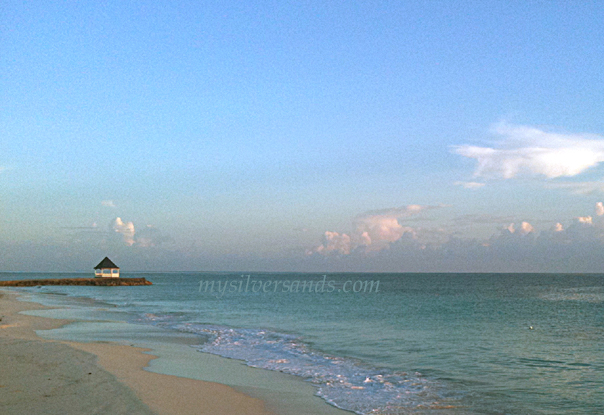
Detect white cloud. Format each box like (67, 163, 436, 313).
(112, 217, 135, 246)
(306, 203, 604, 271)
(107, 218, 172, 248)
(519, 221, 535, 235)
(309, 205, 439, 255)
(454, 181, 485, 189)
(576, 216, 593, 225)
(453, 123, 604, 179)
(596, 202, 604, 216)
(503, 222, 533, 235)
(353, 215, 415, 252)
(352, 206, 437, 251)
(102, 200, 117, 208)
(307, 231, 352, 255)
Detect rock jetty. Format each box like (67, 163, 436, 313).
(0, 278, 152, 287)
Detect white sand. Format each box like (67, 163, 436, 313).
(0, 291, 273, 415)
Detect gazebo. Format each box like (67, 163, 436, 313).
(94, 257, 120, 278)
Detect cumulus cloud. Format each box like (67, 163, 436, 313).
(352, 209, 417, 252)
(112, 217, 135, 246)
(306, 202, 604, 272)
(453, 123, 604, 179)
(108, 218, 172, 247)
(596, 202, 604, 216)
(308, 231, 352, 255)
(576, 216, 593, 225)
(102, 200, 117, 208)
(308, 205, 439, 255)
(454, 181, 485, 189)
(547, 203, 604, 245)
(434, 202, 604, 271)
(518, 221, 535, 235)
(504, 222, 535, 235)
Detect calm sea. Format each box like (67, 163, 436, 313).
(2, 272, 603, 414)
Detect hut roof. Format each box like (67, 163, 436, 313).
(94, 257, 119, 269)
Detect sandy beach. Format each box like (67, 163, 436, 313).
(0, 290, 273, 415)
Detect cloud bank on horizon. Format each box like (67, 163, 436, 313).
(307, 205, 432, 256)
(306, 202, 604, 272)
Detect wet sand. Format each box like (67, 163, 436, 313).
(0, 290, 273, 415)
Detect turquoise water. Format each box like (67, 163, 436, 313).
(2, 272, 603, 414)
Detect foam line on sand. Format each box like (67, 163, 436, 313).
(0, 290, 273, 415)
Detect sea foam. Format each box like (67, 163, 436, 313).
(152, 319, 442, 415)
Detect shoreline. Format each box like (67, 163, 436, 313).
(0, 290, 272, 415)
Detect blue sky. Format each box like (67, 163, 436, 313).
(2, 1, 604, 272)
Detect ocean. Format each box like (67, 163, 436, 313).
(2, 272, 602, 414)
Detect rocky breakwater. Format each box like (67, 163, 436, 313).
(0, 278, 153, 287)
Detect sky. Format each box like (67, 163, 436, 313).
(2, 1, 604, 272)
